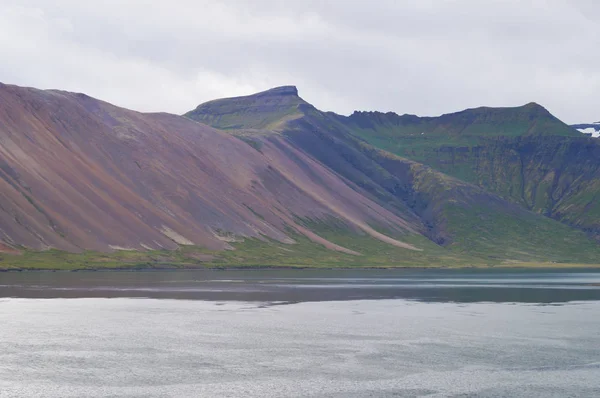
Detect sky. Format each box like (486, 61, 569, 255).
(0, 0, 598, 123)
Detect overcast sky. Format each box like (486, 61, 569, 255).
(0, 0, 598, 123)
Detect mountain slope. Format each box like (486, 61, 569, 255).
(335, 105, 600, 241)
(0, 83, 422, 256)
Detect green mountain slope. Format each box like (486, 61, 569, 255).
(335, 105, 600, 241)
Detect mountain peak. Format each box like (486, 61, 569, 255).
(185, 85, 306, 130)
(521, 101, 550, 113)
(523, 101, 543, 108)
(256, 85, 299, 97)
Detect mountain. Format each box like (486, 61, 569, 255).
(1, 82, 599, 269)
(335, 106, 600, 243)
(344, 102, 578, 139)
(185, 86, 308, 131)
(187, 87, 600, 264)
(572, 122, 600, 138)
(0, 83, 433, 259)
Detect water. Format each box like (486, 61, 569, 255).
(1, 269, 600, 397)
(2, 268, 600, 303)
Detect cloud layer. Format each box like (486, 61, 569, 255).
(1, 0, 598, 123)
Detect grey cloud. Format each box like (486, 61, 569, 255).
(0, 0, 598, 123)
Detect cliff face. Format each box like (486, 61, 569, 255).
(415, 137, 600, 239)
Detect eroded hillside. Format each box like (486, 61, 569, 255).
(0, 83, 421, 255)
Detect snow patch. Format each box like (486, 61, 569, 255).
(577, 127, 600, 138)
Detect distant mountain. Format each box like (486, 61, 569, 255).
(344, 102, 579, 139)
(0, 82, 599, 269)
(572, 122, 600, 138)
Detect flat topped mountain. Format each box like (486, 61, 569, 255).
(185, 85, 310, 130)
(253, 85, 299, 97)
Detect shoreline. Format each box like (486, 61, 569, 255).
(2, 263, 600, 273)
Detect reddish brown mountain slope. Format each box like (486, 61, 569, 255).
(0, 83, 422, 253)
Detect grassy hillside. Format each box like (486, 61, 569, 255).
(337, 105, 600, 241)
(0, 229, 487, 270)
(339, 104, 575, 161)
(343, 103, 578, 141)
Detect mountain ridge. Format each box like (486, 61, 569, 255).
(326, 97, 600, 242)
(1, 82, 599, 269)
(186, 86, 600, 264)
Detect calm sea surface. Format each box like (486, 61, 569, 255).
(1, 269, 600, 397)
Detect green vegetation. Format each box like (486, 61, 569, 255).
(184, 86, 305, 131)
(3, 213, 599, 271)
(0, 238, 480, 271)
(441, 203, 600, 263)
(0, 248, 207, 271)
(338, 106, 600, 241)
